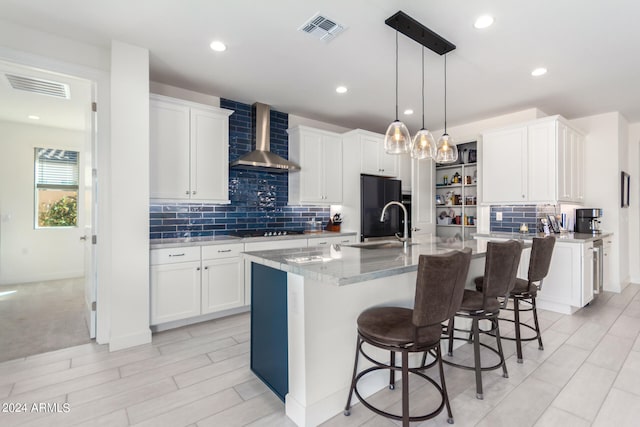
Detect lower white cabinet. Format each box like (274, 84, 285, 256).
(201, 244, 245, 314)
(150, 243, 245, 326)
(603, 237, 612, 290)
(150, 247, 202, 324)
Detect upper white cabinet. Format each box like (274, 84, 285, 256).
(150, 94, 233, 203)
(343, 129, 399, 178)
(481, 116, 584, 204)
(288, 126, 343, 204)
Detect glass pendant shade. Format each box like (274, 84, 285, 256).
(384, 120, 411, 154)
(411, 128, 436, 159)
(436, 133, 458, 163)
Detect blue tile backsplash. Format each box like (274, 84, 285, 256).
(489, 204, 557, 233)
(150, 98, 329, 239)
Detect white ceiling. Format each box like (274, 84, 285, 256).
(1, 0, 640, 134)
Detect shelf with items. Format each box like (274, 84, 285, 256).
(434, 141, 479, 239)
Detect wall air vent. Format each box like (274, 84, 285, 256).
(298, 13, 345, 42)
(5, 74, 70, 99)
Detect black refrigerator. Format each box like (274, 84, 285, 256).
(360, 175, 402, 240)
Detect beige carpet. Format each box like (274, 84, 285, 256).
(0, 277, 90, 362)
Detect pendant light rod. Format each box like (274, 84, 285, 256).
(421, 45, 425, 129)
(444, 54, 447, 134)
(395, 30, 399, 120)
(385, 11, 456, 56)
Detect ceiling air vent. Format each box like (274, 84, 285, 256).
(299, 13, 345, 42)
(5, 73, 70, 99)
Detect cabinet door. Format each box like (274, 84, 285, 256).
(150, 261, 201, 324)
(378, 145, 399, 177)
(573, 130, 585, 202)
(482, 127, 527, 203)
(527, 121, 557, 202)
(360, 134, 381, 175)
(150, 99, 190, 199)
(191, 107, 229, 203)
(556, 122, 571, 202)
(201, 257, 244, 314)
(322, 133, 343, 203)
(298, 131, 324, 202)
(603, 238, 612, 290)
(538, 243, 578, 306)
(581, 243, 594, 306)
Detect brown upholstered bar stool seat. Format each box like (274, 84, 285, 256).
(344, 249, 472, 427)
(444, 240, 523, 400)
(476, 236, 555, 363)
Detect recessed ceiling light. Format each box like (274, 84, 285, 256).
(28, 115, 40, 120)
(209, 41, 227, 52)
(403, 109, 414, 115)
(336, 86, 348, 94)
(474, 15, 494, 29)
(531, 67, 548, 77)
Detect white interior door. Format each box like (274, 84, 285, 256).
(411, 157, 435, 236)
(83, 90, 98, 339)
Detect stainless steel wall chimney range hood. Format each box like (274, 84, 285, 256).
(229, 102, 300, 173)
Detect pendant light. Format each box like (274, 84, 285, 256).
(411, 46, 436, 160)
(384, 30, 411, 154)
(436, 54, 458, 163)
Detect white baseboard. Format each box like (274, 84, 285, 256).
(0, 271, 84, 286)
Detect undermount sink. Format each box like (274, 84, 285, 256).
(348, 241, 418, 250)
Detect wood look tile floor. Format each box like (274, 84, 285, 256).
(2, 284, 640, 426)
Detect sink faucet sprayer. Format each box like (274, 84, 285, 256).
(380, 201, 409, 250)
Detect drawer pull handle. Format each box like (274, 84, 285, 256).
(318, 242, 327, 245)
(218, 249, 232, 253)
(341, 240, 350, 243)
(169, 253, 185, 257)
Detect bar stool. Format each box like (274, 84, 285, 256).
(344, 248, 472, 426)
(444, 240, 523, 400)
(486, 236, 556, 363)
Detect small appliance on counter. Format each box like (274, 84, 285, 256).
(575, 208, 603, 234)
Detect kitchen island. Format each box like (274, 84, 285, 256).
(243, 235, 491, 427)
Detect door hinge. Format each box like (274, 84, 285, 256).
(92, 102, 97, 112)
(92, 235, 97, 244)
(92, 168, 97, 178)
(91, 301, 97, 311)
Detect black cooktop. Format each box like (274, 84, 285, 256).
(229, 229, 305, 238)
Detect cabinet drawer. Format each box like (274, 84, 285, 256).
(309, 236, 356, 246)
(202, 243, 244, 260)
(151, 246, 200, 265)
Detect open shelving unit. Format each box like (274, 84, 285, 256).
(435, 141, 478, 239)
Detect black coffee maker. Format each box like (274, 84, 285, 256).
(575, 208, 603, 233)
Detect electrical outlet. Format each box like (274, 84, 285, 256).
(496, 212, 503, 221)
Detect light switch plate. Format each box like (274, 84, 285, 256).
(496, 212, 503, 221)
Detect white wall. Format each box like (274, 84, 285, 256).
(629, 122, 640, 283)
(570, 112, 629, 291)
(150, 81, 220, 107)
(0, 121, 85, 284)
(108, 41, 151, 351)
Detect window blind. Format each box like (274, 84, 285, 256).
(35, 148, 79, 188)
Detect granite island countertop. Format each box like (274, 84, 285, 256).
(242, 234, 491, 286)
(474, 231, 612, 243)
(150, 231, 357, 249)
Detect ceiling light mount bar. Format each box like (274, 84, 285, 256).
(385, 11, 456, 56)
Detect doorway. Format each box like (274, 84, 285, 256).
(0, 59, 97, 362)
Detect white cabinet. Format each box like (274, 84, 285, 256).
(343, 129, 399, 178)
(481, 116, 584, 204)
(201, 243, 245, 314)
(288, 126, 342, 204)
(150, 94, 233, 203)
(557, 122, 585, 203)
(150, 243, 245, 326)
(603, 237, 612, 290)
(581, 242, 594, 306)
(150, 247, 202, 324)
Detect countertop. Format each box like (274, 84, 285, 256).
(242, 235, 490, 286)
(150, 231, 357, 249)
(474, 231, 613, 243)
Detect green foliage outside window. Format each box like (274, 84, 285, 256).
(38, 195, 77, 227)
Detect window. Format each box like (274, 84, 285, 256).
(34, 148, 79, 228)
